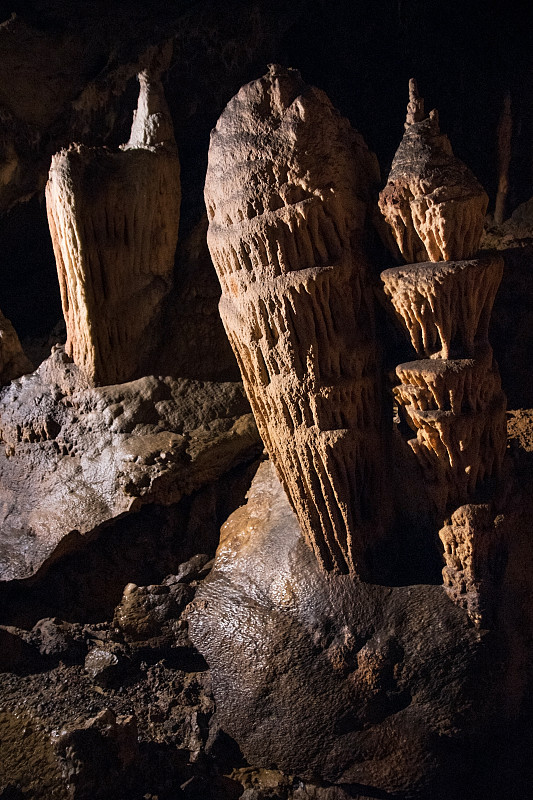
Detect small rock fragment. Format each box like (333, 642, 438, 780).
(113, 580, 193, 650)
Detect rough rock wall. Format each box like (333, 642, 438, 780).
(205, 65, 386, 576)
(0, 308, 33, 384)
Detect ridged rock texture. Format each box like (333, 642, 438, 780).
(439, 504, 508, 625)
(0, 308, 32, 385)
(204, 64, 385, 576)
(378, 79, 488, 263)
(46, 70, 181, 386)
(382, 254, 506, 513)
(379, 80, 506, 518)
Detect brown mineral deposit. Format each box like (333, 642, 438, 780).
(0, 308, 32, 385)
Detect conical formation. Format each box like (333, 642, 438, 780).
(380, 82, 506, 515)
(378, 79, 488, 263)
(205, 65, 385, 576)
(46, 70, 181, 386)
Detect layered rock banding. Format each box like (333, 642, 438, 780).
(378, 79, 488, 263)
(380, 83, 507, 514)
(46, 70, 181, 386)
(204, 65, 385, 576)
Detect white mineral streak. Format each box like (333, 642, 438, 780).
(46, 71, 181, 386)
(205, 65, 384, 575)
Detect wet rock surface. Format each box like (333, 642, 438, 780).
(0, 546, 380, 800)
(189, 459, 533, 799)
(0, 346, 261, 582)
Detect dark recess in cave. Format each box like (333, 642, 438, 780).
(0, 0, 531, 343)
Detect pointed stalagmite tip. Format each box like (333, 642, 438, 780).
(267, 63, 301, 80)
(405, 78, 426, 127)
(125, 70, 176, 151)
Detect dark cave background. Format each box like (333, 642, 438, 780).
(0, 0, 531, 341)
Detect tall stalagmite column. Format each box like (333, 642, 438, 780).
(46, 70, 181, 386)
(205, 65, 386, 576)
(380, 81, 507, 619)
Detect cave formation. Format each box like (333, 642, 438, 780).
(1, 3, 533, 800)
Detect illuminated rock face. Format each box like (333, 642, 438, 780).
(394, 353, 506, 511)
(379, 80, 488, 264)
(382, 255, 506, 511)
(46, 71, 181, 386)
(205, 65, 385, 575)
(381, 256, 504, 359)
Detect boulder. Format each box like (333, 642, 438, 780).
(0, 347, 261, 581)
(189, 460, 529, 798)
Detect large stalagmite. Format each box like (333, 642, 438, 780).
(46, 70, 181, 386)
(380, 82, 506, 516)
(205, 65, 385, 575)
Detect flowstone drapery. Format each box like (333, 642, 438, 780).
(205, 65, 386, 576)
(46, 70, 181, 386)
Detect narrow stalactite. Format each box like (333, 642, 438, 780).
(205, 65, 386, 577)
(45, 69, 181, 386)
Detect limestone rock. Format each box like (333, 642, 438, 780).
(84, 647, 121, 686)
(439, 505, 508, 625)
(54, 709, 139, 798)
(381, 253, 504, 358)
(112, 580, 193, 650)
(0, 346, 261, 581)
(0, 307, 32, 384)
(205, 65, 386, 576)
(483, 196, 533, 250)
(188, 460, 524, 797)
(378, 79, 488, 263)
(46, 70, 181, 386)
